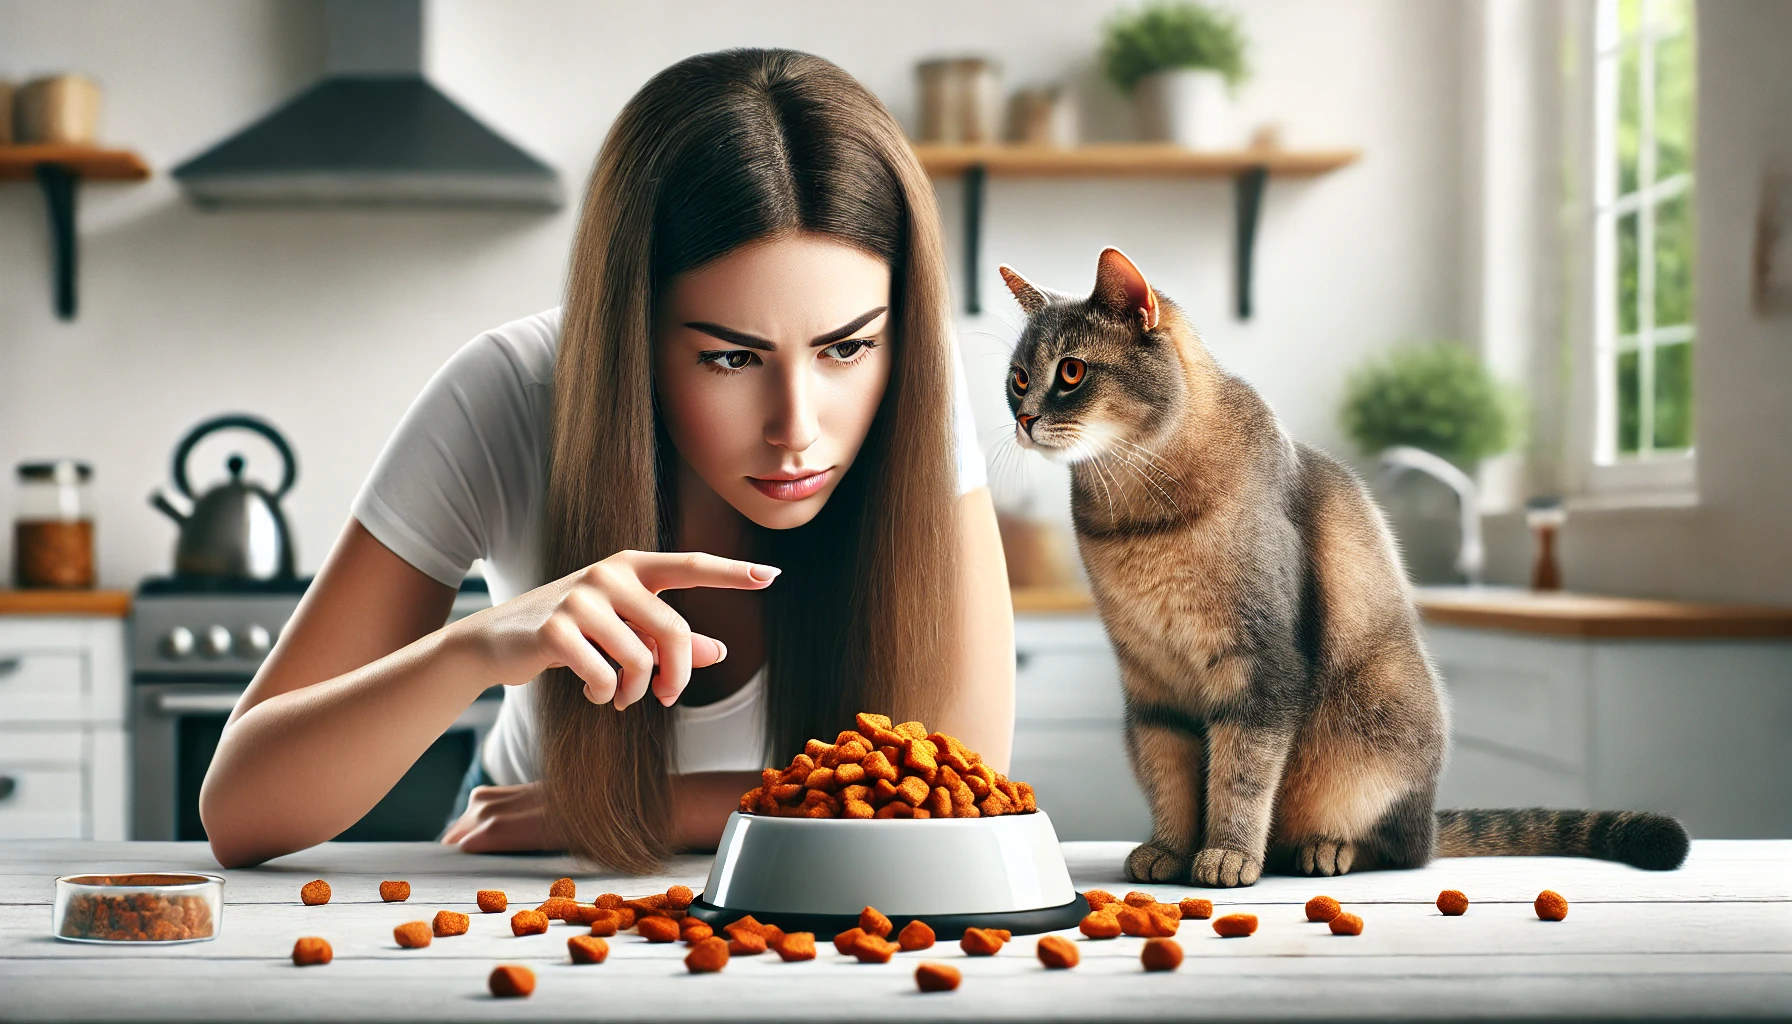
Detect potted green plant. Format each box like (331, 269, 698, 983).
(1341, 341, 1519, 468)
(1101, 1, 1250, 149)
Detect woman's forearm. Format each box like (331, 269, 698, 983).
(200, 623, 501, 867)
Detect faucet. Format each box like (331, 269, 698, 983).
(1377, 445, 1483, 585)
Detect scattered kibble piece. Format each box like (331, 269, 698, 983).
(510, 910, 549, 937)
(1037, 934, 1080, 969)
(568, 934, 609, 964)
(682, 920, 713, 944)
(897, 919, 935, 951)
(685, 936, 730, 973)
(859, 905, 893, 938)
(488, 965, 535, 998)
(1140, 937, 1184, 971)
(300, 880, 331, 906)
(833, 926, 867, 956)
(291, 936, 332, 966)
(1329, 912, 1364, 936)
(1117, 907, 1152, 937)
(851, 933, 900, 963)
(614, 908, 637, 930)
(959, 927, 1005, 956)
(594, 892, 623, 910)
(638, 916, 681, 943)
(729, 930, 768, 955)
(432, 911, 469, 937)
(665, 884, 695, 910)
(1212, 913, 1258, 938)
(774, 931, 817, 961)
(1535, 890, 1569, 921)
(1437, 890, 1470, 916)
(1305, 896, 1342, 923)
(393, 921, 432, 948)
(587, 911, 619, 937)
(476, 890, 507, 913)
(1085, 889, 1117, 910)
(549, 877, 576, 899)
(1123, 890, 1157, 908)
(379, 881, 410, 902)
(915, 962, 962, 993)
(1079, 911, 1122, 939)
(1178, 897, 1213, 920)
(537, 896, 578, 921)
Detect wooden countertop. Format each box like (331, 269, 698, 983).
(1013, 585, 1792, 640)
(1413, 586, 1792, 640)
(0, 588, 131, 617)
(1, 839, 1785, 1021)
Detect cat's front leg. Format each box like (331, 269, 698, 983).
(1122, 716, 1205, 883)
(1192, 718, 1295, 888)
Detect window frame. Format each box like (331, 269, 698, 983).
(1571, 0, 1697, 499)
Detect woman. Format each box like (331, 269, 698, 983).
(199, 49, 1014, 872)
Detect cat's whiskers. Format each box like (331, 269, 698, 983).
(1065, 434, 1120, 521)
(1087, 435, 1183, 518)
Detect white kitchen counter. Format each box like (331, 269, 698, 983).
(2, 839, 1787, 1021)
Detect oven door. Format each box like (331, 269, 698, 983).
(131, 683, 500, 841)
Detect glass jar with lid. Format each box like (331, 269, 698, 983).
(14, 460, 95, 589)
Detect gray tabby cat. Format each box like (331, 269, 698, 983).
(1001, 248, 1688, 886)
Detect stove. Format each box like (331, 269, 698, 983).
(129, 575, 496, 841)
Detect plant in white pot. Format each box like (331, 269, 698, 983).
(1102, 1, 1250, 150)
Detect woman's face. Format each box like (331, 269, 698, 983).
(655, 232, 893, 530)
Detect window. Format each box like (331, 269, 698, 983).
(1592, 0, 1695, 469)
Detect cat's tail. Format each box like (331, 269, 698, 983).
(1434, 808, 1689, 870)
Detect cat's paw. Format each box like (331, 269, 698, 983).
(1294, 838, 1356, 877)
(1191, 847, 1263, 887)
(1125, 842, 1192, 883)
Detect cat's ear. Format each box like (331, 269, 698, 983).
(999, 265, 1051, 316)
(1091, 247, 1161, 332)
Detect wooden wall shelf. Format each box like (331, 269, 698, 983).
(910, 143, 1361, 319)
(0, 145, 152, 320)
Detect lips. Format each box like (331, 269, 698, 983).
(747, 467, 833, 501)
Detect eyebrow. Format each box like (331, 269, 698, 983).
(682, 305, 888, 351)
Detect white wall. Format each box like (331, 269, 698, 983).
(0, 0, 1466, 588)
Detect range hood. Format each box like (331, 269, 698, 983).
(173, 0, 561, 208)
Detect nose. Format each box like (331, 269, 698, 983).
(1017, 413, 1039, 437)
(765, 363, 819, 452)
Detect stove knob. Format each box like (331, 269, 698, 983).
(161, 626, 196, 660)
(201, 625, 234, 658)
(239, 623, 272, 658)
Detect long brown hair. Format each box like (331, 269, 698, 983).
(540, 49, 961, 872)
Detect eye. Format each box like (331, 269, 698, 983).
(699, 350, 758, 371)
(1011, 366, 1029, 395)
(821, 338, 878, 362)
(1057, 357, 1086, 389)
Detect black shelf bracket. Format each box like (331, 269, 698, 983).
(34, 164, 79, 320)
(953, 160, 1273, 320)
(1233, 165, 1268, 320)
(962, 163, 986, 315)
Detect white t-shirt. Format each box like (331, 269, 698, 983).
(351, 308, 987, 784)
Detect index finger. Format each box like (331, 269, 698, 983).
(624, 551, 781, 594)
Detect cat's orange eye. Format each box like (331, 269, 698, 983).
(1058, 357, 1086, 388)
(1011, 366, 1029, 394)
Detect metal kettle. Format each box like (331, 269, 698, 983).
(150, 414, 298, 580)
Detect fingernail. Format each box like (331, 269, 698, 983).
(750, 564, 782, 581)
(715, 640, 728, 662)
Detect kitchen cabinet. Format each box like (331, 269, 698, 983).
(1425, 591, 1792, 838)
(0, 593, 130, 840)
(1009, 612, 1150, 842)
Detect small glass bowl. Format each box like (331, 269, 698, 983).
(53, 873, 223, 944)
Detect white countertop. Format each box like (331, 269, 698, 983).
(2, 839, 1788, 1021)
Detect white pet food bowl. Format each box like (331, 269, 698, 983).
(689, 811, 1085, 937)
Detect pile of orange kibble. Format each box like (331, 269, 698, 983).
(739, 713, 1035, 819)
